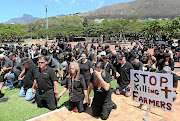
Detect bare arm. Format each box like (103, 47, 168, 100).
(53, 81, 59, 94)
(90, 68, 93, 74)
(3, 67, 12, 72)
(19, 69, 25, 78)
(32, 79, 37, 93)
(95, 70, 110, 91)
(87, 83, 93, 97)
(57, 68, 62, 78)
(59, 88, 68, 97)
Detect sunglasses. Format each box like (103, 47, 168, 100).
(39, 62, 45, 64)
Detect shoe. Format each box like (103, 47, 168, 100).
(5, 87, 15, 91)
(112, 101, 117, 110)
(73, 107, 78, 113)
(0, 93, 4, 99)
(0, 97, 8, 103)
(83, 103, 89, 111)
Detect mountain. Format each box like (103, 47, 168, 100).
(4, 14, 40, 24)
(78, 0, 180, 19)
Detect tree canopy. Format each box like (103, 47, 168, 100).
(1, 15, 180, 42)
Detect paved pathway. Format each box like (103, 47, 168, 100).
(29, 80, 180, 121)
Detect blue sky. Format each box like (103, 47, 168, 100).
(0, 0, 134, 23)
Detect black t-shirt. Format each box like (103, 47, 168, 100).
(78, 60, 93, 80)
(132, 61, 143, 71)
(35, 66, 58, 90)
(65, 74, 87, 102)
(105, 62, 115, 74)
(1, 57, 13, 75)
(116, 61, 133, 90)
(13, 58, 25, 77)
(155, 53, 165, 62)
(88, 53, 95, 61)
(90, 71, 112, 103)
(48, 58, 61, 72)
(158, 58, 174, 71)
(64, 52, 72, 62)
(23, 61, 37, 90)
(73, 51, 82, 60)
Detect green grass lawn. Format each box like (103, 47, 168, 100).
(0, 80, 117, 121)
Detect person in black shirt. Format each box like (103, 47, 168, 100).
(32, 56, 60, 110)
(87, 60, 114, 120)
(0, 54, 15, 91)
(115, 54, 133, 97)
(78, 53, 93, 88)
(46, 56, 62, 80)
(102, 55, 116, 81)
(155, 49, 165, 63)
(88, 49, 95, 65)
(73, 45, 82, 61)
(9, 53, 25, 87)
(97, 44, 103, 55)
(132, 59, 143, 71)
(59, 62, 87, 113)
(18, 57, 37, 101)
(158, 53, 174, 71)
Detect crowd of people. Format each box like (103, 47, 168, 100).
(0, 39, 179, 120)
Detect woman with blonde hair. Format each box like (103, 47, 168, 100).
(58, 62, 88, 113)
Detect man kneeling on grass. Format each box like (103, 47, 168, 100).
(86, 60, 116, 120)
(18, 57, 37, 101)
(32, 56, 60, 110)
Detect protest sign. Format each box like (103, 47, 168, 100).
(130, 70, 173, 112)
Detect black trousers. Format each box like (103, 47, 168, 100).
(92, 101, 113, 120)
(85, 79, 90, 89)
(68, 100, 84, 113)
(36, 89, 57, 110)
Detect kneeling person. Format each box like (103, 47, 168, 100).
(19, 57, 37, 101)
(32, 56, 60, 110)
(59, 62, 87, 113)
(87, 60, 113, 120)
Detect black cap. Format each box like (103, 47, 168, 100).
(117, 54, 124, 60)
(21, 57, 30, 65)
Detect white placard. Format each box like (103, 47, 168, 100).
(130, 70, 173, 112)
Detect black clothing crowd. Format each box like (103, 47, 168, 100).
(0, 39, 179, 120)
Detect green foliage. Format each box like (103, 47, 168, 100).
(0, 24, 28, 41)
(1, 16, 180, 41)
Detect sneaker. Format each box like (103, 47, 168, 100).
(112, 101, 117, 110)
(0, 93, 4, 99)
(5, 87, 15, 91)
